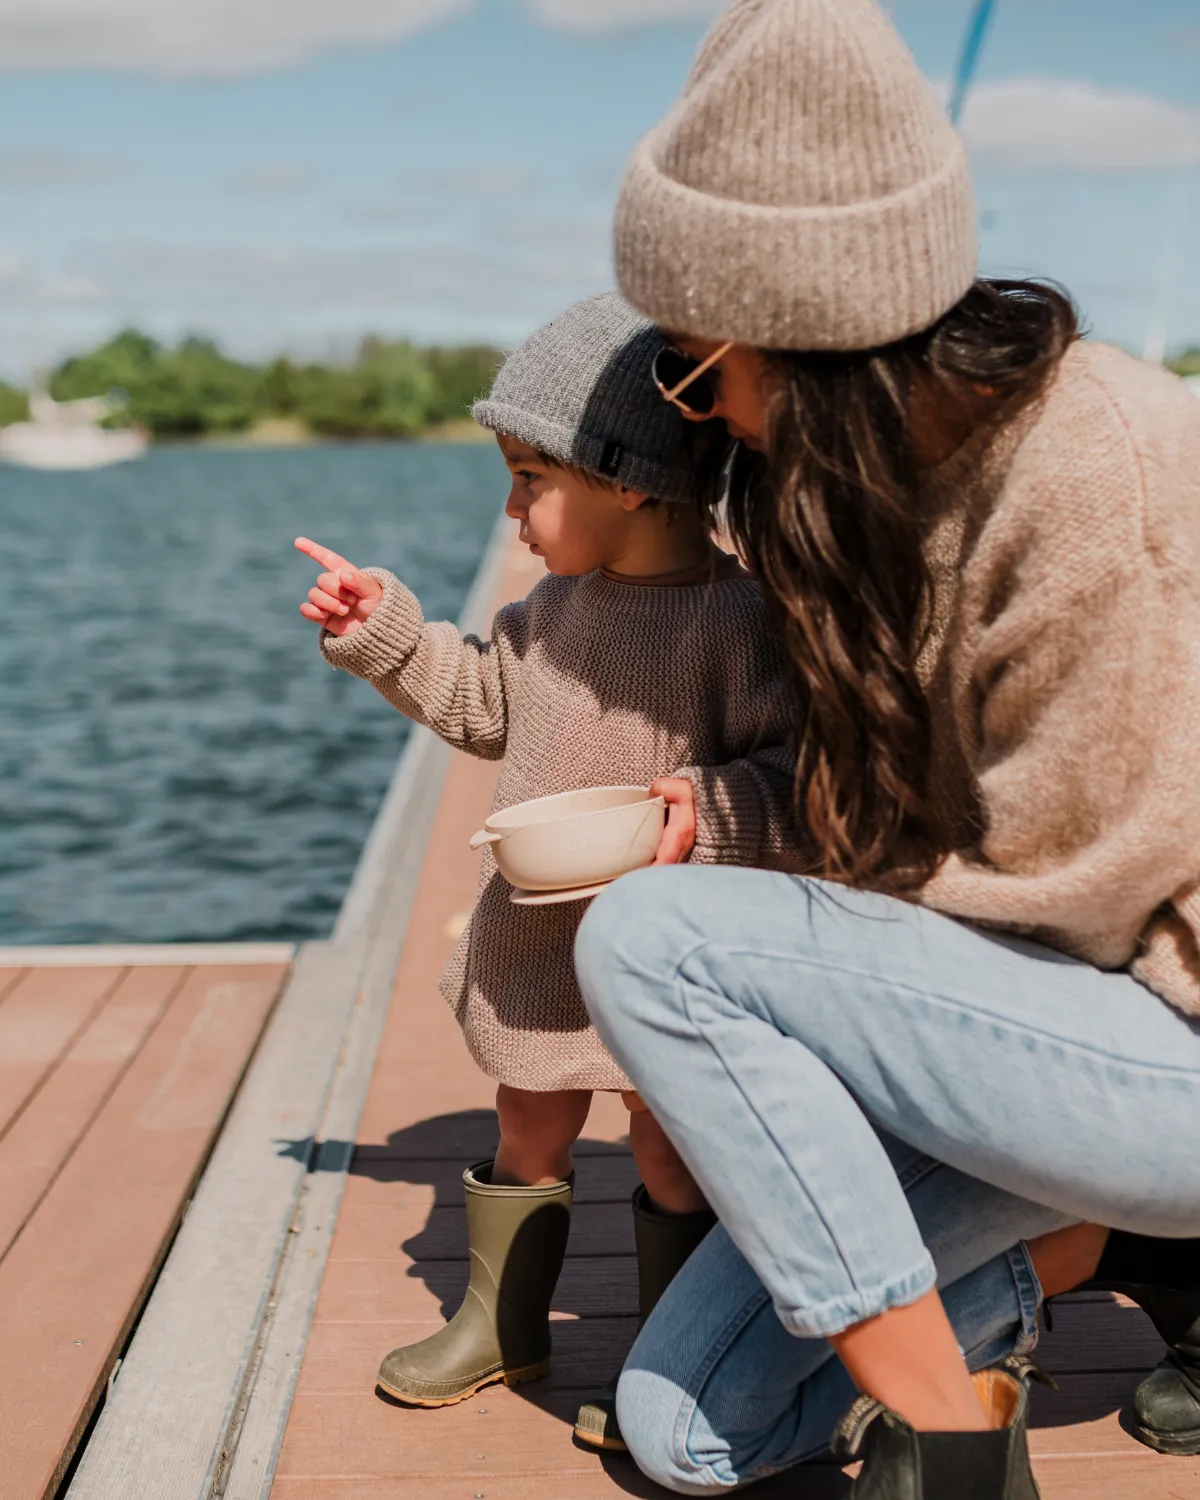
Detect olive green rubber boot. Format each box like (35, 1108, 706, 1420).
(574, 1186, 717, 1451)
(377, 1159, 573, 1406)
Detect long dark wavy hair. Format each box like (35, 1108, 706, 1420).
(720, 278, 1080, 892)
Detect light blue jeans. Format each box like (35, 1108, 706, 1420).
(616, 1139, 1066, 1491)
(575, 866, 1200, 1490)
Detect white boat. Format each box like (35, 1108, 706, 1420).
(0, 390, 148, 471)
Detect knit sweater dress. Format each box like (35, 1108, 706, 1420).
(914, 341, 1200, 1019)
(322, 552, 801, 1090)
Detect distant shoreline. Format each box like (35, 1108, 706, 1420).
(181, 416, 494, 450)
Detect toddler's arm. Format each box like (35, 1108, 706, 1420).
(673, 743, 809, 872)
(650, 742, 806, 870)
(296, 537, 512, 761)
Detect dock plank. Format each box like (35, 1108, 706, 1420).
(0, 961, 286, 1500)
(1037, 1294, 1165, 1375)
(0, 966, 187, 1258)
(0, 966, 123, 1139)
(1035, 1454, 1198, 1499)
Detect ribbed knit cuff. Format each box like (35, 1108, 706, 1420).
(677, 763, 764, 869)
(319, 568, 423, 683)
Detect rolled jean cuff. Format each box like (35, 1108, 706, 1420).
(1004, 1241, 1044, 1357)
(956, 1241, 1044, 1370)
(775, 1251, 937, 1339)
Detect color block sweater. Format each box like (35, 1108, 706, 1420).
(915, 341, 1200, 1018)
(322, 552, 801, 1089)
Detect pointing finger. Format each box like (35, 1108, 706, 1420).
(295, 536, 351, 573)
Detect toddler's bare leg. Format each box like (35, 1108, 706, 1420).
(1026, 1223, 1109, 1296)
(494, 1084, 592, 1185)
(623, 1090, 708, 1214)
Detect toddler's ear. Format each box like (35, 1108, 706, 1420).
(616, 485, 653, 512)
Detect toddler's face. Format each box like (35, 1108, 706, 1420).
(499, 435, 644, 575)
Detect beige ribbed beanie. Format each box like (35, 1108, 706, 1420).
(614, 0, 977, 351)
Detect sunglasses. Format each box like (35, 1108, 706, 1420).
(652, 340, 733, 418)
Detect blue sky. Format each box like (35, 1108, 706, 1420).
(0, 0, 1196, 378)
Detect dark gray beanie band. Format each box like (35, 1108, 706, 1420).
(470, 399, 686, 503)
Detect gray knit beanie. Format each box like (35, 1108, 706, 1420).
(472, 293, 694, 504)
(615, 0, 977, 351)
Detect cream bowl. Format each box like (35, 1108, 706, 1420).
(469, 785, 666, 893)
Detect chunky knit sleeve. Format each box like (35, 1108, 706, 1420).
(920, 361, 1200, 1013)
(671, 581, 810, 873)
(320, 568, 519, 761)
(679, 741, 809, 873)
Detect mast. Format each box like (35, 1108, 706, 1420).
(948, 0, 997, 127)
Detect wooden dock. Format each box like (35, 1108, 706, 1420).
(0, 946, 292, 1498)
(5, 523, 1197, 1499)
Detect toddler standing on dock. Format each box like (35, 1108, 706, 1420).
(295, 293, 800, 1450)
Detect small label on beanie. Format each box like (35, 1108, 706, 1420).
(599, 440, 623, 477)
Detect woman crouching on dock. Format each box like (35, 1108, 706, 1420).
(574, 0, 1200, 1495)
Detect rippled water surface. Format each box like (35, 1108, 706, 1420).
(3, 442, 505, 944)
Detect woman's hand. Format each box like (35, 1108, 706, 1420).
(651, 777, 696, 864)
(295, 536, 383, 638)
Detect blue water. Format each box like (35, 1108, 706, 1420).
(2, 442, 506, 944)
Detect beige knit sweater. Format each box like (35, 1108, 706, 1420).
(322, 553, 801, 1089)
(916, 341, 1200, 1018)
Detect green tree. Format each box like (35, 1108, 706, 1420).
(52, 328, 161, 422)
(1170, 349, 1200, 378)
(51, 329, 259, 435)
(44, 329, 504, 441)
(0, 381, 29, 427)
(145, 337, 260, 435)
(423, 345, 502, 424)
(295, 339, 436, 438)
(258, 356, 302, 416)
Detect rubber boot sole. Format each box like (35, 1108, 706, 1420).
(377, 1357, 549, 1407)
(1132, 1420, 1200, 1457)
(573, 1423, 629, 1453)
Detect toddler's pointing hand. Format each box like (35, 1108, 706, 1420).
(295, 536, 383, 638)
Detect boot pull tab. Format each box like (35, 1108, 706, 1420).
(998, 1353, 1058, 1391)
(830, 1392, 888, 1461)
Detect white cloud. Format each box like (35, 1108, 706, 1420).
(60, 234, 610, 324)
(0, 149, 125, 188)
(523, 0, 721, 31)
(0, 0, 722, 71)
(0, 0, 469, 74)
(961, 78, 1200, 173)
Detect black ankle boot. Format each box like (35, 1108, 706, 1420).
(833, 1359, 1042, 1499)
(1079, 1231, 1200, 1455)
